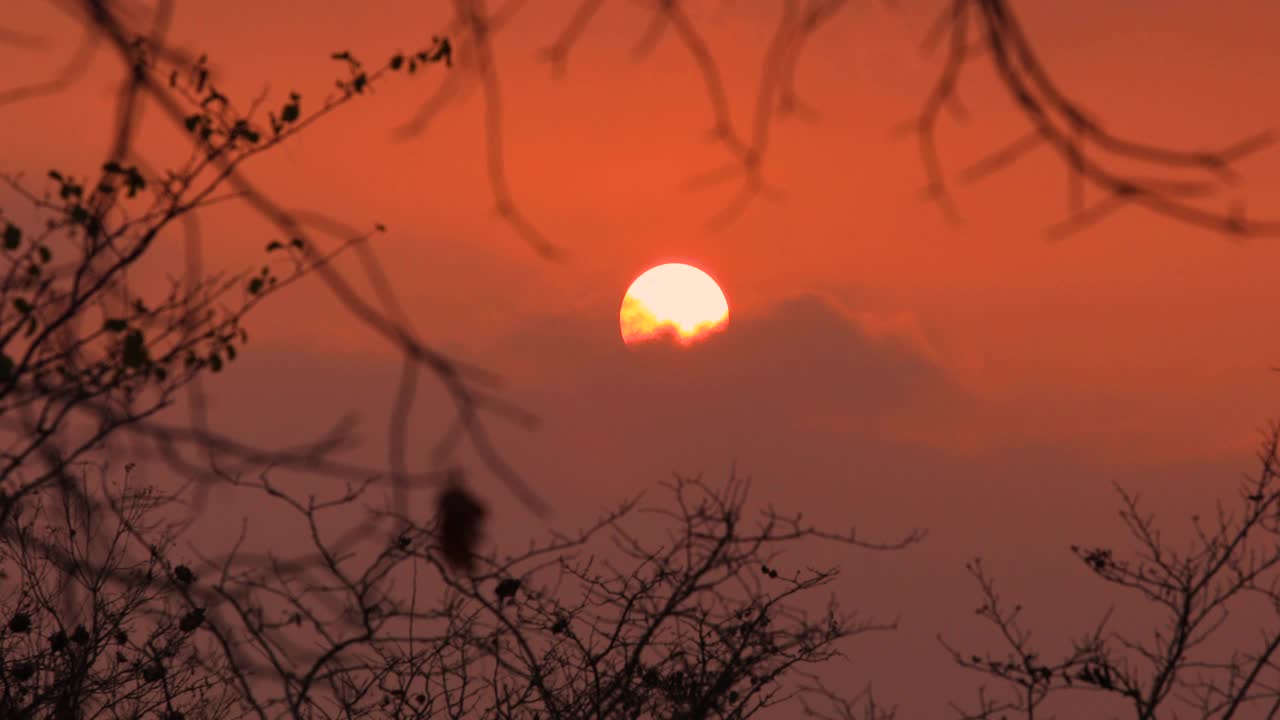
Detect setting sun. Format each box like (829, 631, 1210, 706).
(8, 4, 1280, 717)
(620, 263, 729, 346)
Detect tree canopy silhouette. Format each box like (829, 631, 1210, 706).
(0, 469, 914, 718)
(946, 424, 1280, 718)
(1, 2, 1278, 719)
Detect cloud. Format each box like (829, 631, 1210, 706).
(498, 291, 965, 437)
(180, 291, 965, 518)
(453, 292, 972, 518)
(167, 291, 1260, 718)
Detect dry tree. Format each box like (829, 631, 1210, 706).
(944, 423, 1280, 719)
(0, 464, 239, 720)
(2, 468, 916, 719)
(3, 3, 1279, 718)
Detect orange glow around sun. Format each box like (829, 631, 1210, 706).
(620, 263, 729, 346)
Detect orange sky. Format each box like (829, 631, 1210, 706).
(4, 1, 1280, 714)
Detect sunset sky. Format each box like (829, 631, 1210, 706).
(4, 1, 1280, 714)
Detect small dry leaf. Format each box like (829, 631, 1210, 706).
(437, 474, 486, 573)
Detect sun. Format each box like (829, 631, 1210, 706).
(620, 263, 729, 346)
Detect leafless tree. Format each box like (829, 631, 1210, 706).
(2, 469, 915, 719)
(4, 3, 1279, 718)
(945, 423, 1280, 719)
(0, 463, 239, 720)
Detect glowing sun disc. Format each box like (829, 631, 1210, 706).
(620, 263, 729, 346)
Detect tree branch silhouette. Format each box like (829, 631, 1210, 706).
(947, 423, 1280, 718)
(1, 2, 540, 585)
(0, 469, 915, 718)
(3, 4, 1279, 718)
(534, 0, 1280, 236)
(914, 0, 1279, 239)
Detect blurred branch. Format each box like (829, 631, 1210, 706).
(914, 0, 1280, 239)
(0, 1, 547, 556)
